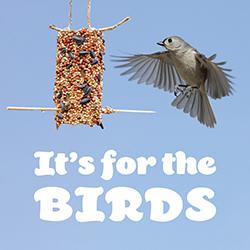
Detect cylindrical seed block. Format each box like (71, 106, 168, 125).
(53, 28, 105, 128)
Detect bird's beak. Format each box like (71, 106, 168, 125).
(157, 41, 165, 47)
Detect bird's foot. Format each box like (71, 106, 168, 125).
(185, 86, 199, 98)
(174, 84, 189, 97)
(174, 85, 199, 98)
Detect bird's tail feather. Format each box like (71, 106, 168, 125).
(171, 87, 216, 128)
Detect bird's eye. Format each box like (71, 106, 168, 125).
(168, 38, 172, 43)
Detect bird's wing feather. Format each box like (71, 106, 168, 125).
(112, 52, 185, 93)
(195, 52, 234, 99)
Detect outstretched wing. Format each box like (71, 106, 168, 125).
(112, 52, 185, 93)
(195, 52, 234, 99)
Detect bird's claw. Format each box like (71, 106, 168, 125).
(174, 84, 189, 97)
(174, 85, 198, 98)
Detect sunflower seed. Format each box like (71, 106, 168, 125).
(68, 51, 74, 59)
(57, 91, 63, 99)
(97, 73, 102, 81)
(80, 98, 91, 105)
(61, 101, 65, 111)
(66, 63, 72, 69)
(99, 123, 104, 129)
(79, 82, 87, 89)
(79, 50, 89, 56)
(60, 47, 67, 54)
(73, 36, 85, 45)
(58, 113, 63, 119)
(89, 50, 96, 58)
(90, 58, 98, 65)
(83, 86, 92, 97)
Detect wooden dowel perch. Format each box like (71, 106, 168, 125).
(6, 106, 156, 114)
(111, 109, 156, 114)
(7, 107, 58, 112)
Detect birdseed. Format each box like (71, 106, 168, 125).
(53, 28, 105, 128)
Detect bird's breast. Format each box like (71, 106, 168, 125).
(171, 49, 204, 86)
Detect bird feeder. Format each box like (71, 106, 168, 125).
(7, 0, 155, 129)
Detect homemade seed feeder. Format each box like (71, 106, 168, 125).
(7, 0, 155, 129)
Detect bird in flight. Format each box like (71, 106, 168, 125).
(112, 36, 233, 128)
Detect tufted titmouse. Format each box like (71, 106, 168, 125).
(113, 36, 233, 128)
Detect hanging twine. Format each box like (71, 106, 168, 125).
(68, 0, 73, 29)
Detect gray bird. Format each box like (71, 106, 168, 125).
(112, 36, 233, 127)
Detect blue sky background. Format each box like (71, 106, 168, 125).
(1, 0, 250, 249)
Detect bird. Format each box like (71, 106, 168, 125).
(112, 36, 233, 128)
